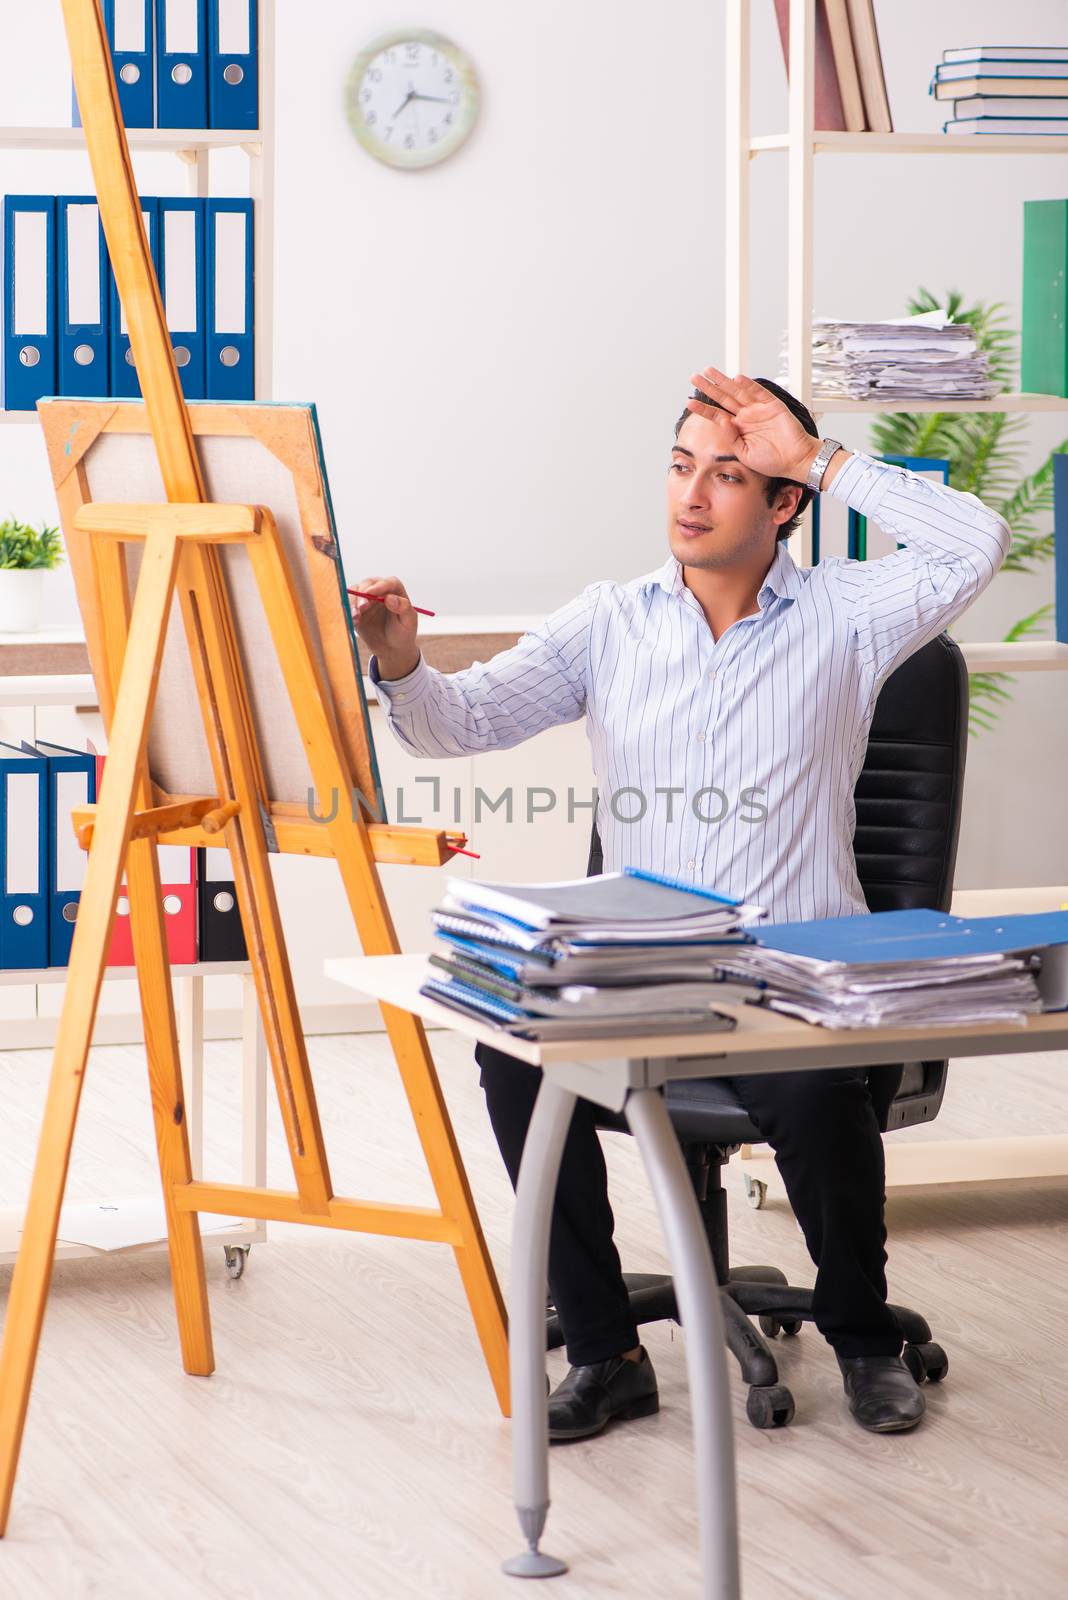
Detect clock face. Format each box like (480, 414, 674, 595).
(346, 30, 480, 170)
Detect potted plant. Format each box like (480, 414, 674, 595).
(871, 289, 1067, 735)
(0, 518, 65, 633)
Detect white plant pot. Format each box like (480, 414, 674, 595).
(0, 569, 45, 633)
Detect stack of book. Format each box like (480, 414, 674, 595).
(420, 869, 766, 1041)
(932, 45, 1068, 136)
(773, 1, 892, 133)
(716, 909, 1061, 1029)
(805, 308, 996, 402)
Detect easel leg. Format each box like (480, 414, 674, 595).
(0, 529, 183, 1534)
(381, 1005, 511, 1415)
(127, 838, 214, 1377)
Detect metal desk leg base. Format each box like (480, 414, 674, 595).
(503, 1077, 575, 1581)
(626, 1088, 741, 1600)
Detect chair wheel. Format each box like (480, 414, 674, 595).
(758, 1314, 781, 1338)
(905, 1341, 949, 1384)
(746, 1383, 794, 1429)
(780, 1319, 802, 1336)
(744, 1177, 768, 1210)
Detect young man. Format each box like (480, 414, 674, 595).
(353, 368, 1011, 1439)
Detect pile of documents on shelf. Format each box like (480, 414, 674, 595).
(718, 908, 1068, 1029)
(802, 308, 998, 402)
(420, 869, 766, 1041)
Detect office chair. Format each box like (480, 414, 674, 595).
(546, 633, 966, 1427)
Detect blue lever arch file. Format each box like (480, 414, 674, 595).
(206, 198, 253, 399)
(2, 196, 56, 412)
(0, 745, 49, 970)
(75, 1, 155, 129)
(156, 0, 209, 128)
(109, 196, 160, 397)
(208, 0, 258, 129)
(30, 743, 97, 969)
(1055, 453, 1068, 645)
(159, 196, 206, 398)
(57, 197, 110, 397)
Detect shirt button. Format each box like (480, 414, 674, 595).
(686, 859, 696, 870)
(696, 731, 706, 743)
(707, 670, 717, 681)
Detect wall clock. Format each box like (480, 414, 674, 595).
(346, 29, 480, 170)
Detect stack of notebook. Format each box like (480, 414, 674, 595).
(931, 45, 1068, 136)
(420, 869, 766, 1041)
(805, 308, 996, 402)
(715, 909, 1063, 1029)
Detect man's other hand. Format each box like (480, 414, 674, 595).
(350, 576, 421, 680)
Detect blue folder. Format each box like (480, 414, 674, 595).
(751, 906, 1068, 965)
(0, 744, 49, 970)
(1055, 454, 1068, 645)
(74, 1, 154, 129)
(156, 0, 209, 128)
(57, 196, 110, 397)
(2, 195, 56, 412)
(109, 196, 160, 397)
(158, 196, 206, 398)
(29, 742, 97, 968)
(205, 198, 254, 399)
(208, 0, 258, 130)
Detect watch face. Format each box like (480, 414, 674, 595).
(346, 30, 480, 170)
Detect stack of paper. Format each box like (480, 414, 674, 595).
(420, 869, 765, 1040)
(800, 309, 998, 401)
(715, 908, 1055, 1029)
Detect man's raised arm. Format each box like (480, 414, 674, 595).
(821, 453, 1012, 681)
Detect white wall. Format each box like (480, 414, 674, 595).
(2, 0, 1067, 887)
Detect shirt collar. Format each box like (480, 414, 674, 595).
(643, 542, 805, 611)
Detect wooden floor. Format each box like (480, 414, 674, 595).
(0, 1027, 1066, 1600)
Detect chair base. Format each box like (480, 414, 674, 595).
(545, 1270, 941, 1429)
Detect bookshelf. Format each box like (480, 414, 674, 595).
(0, 0, 275, 421)
(724, 0, 1068, 646)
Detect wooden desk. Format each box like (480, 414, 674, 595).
(326, 952, 1068, 1600)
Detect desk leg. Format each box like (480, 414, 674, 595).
(502, 1077, 574, 1581)
(625, 1089, 741, 1600)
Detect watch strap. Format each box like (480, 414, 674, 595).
(805, 438, 843, 492)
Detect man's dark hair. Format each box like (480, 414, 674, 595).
(674, 377, 820, 541)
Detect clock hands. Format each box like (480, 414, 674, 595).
(391, 86, 416, 119)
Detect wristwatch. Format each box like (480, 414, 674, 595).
(804, 437, 844, 492)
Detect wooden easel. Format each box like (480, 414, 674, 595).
(0, 0, 507, 1532)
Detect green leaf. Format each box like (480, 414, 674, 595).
(0, 518, 64, 571)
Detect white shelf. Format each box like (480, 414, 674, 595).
(0, 961, 252, 986)
(811, 393, 1068, 415)
(958, 641, 1068, 674)
(751, 130, 1068, 156)
(0, 126, 262, 153)
(0, 410, 42, 424)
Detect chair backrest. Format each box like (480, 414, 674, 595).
(586, 632, 970, 1131)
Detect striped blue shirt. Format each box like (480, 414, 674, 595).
(371, 452, 1011, 922)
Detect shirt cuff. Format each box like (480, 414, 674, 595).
(369, 652, 432, 712)
(824, 450, 898, 519)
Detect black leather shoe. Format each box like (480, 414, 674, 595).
(838, 1354, 926, 1433)
(548, 1349, 658, 1442)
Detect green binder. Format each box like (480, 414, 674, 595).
(1022, 199, 1068, 397)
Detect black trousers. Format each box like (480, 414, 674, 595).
(476, 1041, 903, 1368)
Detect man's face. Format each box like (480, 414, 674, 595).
(666, 412, 801, 570)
